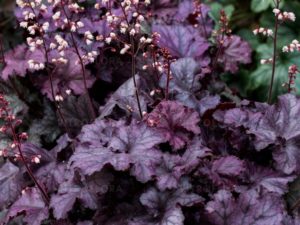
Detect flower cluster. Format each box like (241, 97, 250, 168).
(282, 39, 300, 52)
(283, 64, 299, 93)
(0, 94, 30, 160)
(253, 27, 273, 36)
(273, 8, 296, 21)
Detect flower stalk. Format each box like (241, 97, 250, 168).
(60, 1, 97, 120)
(267, 0, 280, 104)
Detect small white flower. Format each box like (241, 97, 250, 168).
(273, 8, 280, 15)
(137, 15, 144, 22)
(55, 94, 64, 102)
(140, 36, 146, 43)
(110, 32, 116, 38)
(282, 46, 289, 52)
(120, 44, 131, 55)
(77, 21, 84, 28)
(267, 29, 273, 36)
(42, 22, 49, 32)
(20, 21, 28, 28)
(129, 29, 136, 36)
(52, 11, 61, 20)
(106, 15, 113, 23)
(105, 37, 112, 44)
(50, 42, 57, 49)
(253, 29, 258, 35)
(33, 156, 41, 164)
(40, 4, 47, 11)
(120, 27, 127, 34)
(146, 38, 152, 43)
(288, 12, 296, 21)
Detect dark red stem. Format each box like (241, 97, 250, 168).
(267, 3, 280, 104)
(8, 120, 50, 204)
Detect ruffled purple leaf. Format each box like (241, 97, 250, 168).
(206, 189, 284, 225)
(146, 101, 200, 150)
(50, 172, 99, 219)
(155, 153, 182, 191)
(249, 94, 300, 174)
(0, 162, 24, 209)
(155, 139, 211, 191)
(200, 156, 245, 188)
(241, 162, 296, 195)
(212, 156, 245, 176)
(218, 35, 252, 73)
(109, 122, 164, 182)
(5, 188, 49, 225)
(176, 1, 213, 36)
(71, 120, 164, 182)
(152, 25, 209, 58)
(70, 144, 130, 176)
(159, 58, 200, 108)
(140, 179, 203, 225)
(78, 118, 124, 147)
(99, 75, 147, 119)
(1, 44, 45, 80)
(198, 95, 221, 116)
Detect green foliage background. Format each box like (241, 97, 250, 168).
(206, 0, 300, 102)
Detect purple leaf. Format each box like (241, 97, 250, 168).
(1, 44, 45, 80)
(159, 58, 201, 108)
(152, 25, 209, 58)
(109, 121, 165, 182)
(206, 189, 284, 225)
(140, 179, 203, 225)
(156, 139, 211, 191)
(109, 121, 165, 153)
(99, 76, 147, 119)
(78, 118, 124, 147)
(176, 1, 213, 36)
(71, 120, 164, 181)
(218, 35, 252, 73)
(0, 162, 24, 209)
(249, 94, 300, 174)
(50, 172, 98, 219)
(241, 162, 296, 195)
(146, 101, 200, 150)
(212, 156, 245, 176)
(6, 188, 49, 225)
(198, 95, 221, 116)
(70, 145, 130, 176)
(155, 154, 182, 191)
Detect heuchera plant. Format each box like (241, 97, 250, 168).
(0, 0, 300, 224)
